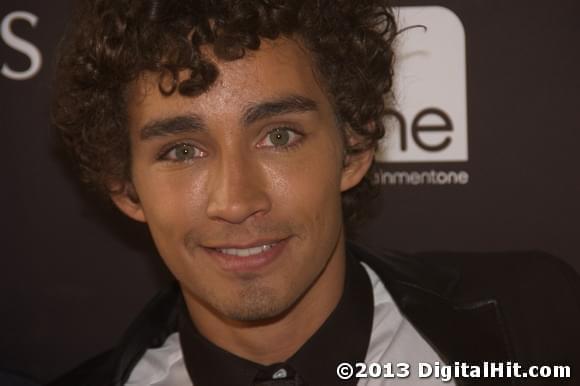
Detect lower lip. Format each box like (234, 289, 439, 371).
(205, 238, 289, 273)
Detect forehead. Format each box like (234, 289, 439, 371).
(126, 38, 332, 128)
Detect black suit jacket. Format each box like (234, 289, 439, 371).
(49, 244, 580, 385)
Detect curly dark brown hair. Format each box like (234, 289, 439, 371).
(52, 0, 397, 226)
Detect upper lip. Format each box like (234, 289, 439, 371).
(203, 237, 287, 250)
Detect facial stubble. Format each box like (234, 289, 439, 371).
(182, 223, 311, 323)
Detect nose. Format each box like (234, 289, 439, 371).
(205, 151, 271, 224)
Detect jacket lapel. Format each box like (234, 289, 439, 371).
(352, 243, 515, 386)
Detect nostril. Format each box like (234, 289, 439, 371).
(206, 188, 271, 224)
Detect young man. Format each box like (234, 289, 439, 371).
(51, 0, 580, 385)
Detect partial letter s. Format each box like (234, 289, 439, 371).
(1, 11, 42, 80)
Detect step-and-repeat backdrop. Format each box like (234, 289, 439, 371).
(1, 0, 578, 382)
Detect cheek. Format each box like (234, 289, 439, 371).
(132, 168, 208, 253)
(264, 145, 344, 237)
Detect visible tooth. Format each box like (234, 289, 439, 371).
(218, 243, 276, 257)
(248, 246, 262, 255)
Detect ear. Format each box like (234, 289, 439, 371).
(340, 145, 374, 192)
(109, 181, 147, 223)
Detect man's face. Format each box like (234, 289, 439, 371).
(115, 38, 371, 323)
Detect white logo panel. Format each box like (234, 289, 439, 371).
(377, 6, 468, 163)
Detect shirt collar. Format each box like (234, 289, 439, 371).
(178, 252, 374, 385)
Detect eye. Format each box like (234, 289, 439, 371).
(257, 127, 303, 149)
(159, 143, 205, 162)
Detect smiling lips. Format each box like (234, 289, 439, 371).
(205, 239, 289, 272)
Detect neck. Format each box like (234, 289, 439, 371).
(182, 235, 346, 365)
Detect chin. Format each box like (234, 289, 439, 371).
(216, 284, 298, 323)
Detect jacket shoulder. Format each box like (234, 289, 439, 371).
(47, 350, 114, 386)
(356, 245, 580, 365)
(47, 283, 181, 386)
(410, 250, 580, 303)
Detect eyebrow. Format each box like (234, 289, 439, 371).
(139, 94, 319, 140)
(140, 115, 206, 140)
(242, 95, 318, 127)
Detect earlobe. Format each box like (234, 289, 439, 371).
(340, 147, 374, 192)
(109, 182, 147, 223)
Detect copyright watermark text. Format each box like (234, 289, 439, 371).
(336, 361, 571, 382)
